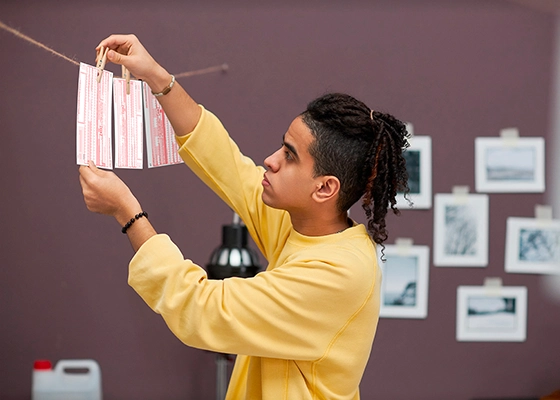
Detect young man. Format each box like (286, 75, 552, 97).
(79, 34, 410, 399)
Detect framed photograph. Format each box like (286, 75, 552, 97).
(378, 244, 430, 319)
(395, 136, 432, 210)
(475, 137, 545, 193)
(456, 285, 527, 342)
(505, 217, 560, 275)
(433, 193, 489, 267)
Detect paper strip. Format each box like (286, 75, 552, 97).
(114, 78, 143, 169)
(76, 63, 113, 169)
(142, 82, 183, 168)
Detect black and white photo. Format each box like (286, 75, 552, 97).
(505, 217, 560, 274)
(378, 244, 430, 319)
(434, 193, 489, 267)
(457, 286, 527, 342)
(475, 137, 545, 193)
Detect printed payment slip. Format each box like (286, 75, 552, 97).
(76, 63, 113, 169)
(113, 78, 143, 169)
(143, 82, 183, 168)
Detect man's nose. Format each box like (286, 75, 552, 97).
(264, 149, 280, 172)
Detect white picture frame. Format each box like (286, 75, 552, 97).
(475, 136, 545, 193)
(378, 244, 430, 319)
(456, 285, 527, 342)
(395, 136, 432, 210)
(433, 193, 489, 267)
(505, 217, 560, 275)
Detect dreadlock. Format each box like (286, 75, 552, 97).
(300, 93, 410, 247)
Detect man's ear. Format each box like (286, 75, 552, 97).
(312, 176, 340, 203)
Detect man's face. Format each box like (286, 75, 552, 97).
(261, 116, 320, 214)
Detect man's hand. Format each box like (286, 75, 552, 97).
(95, 34, 170, 94)
(79, 161, 141, 224)
(79, 161, 157, 251)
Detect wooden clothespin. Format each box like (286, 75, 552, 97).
(124, 66, 130, 95)
(121, 65, 131, 94)
(96, 46, 109, 83)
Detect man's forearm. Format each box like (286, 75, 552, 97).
(145, 66, 202, 137)
(114, 205, 158, 253)
(125, 218, 157, 253)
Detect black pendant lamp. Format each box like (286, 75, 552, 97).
(206, 213, 261, 280)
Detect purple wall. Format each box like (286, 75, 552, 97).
(1, 1, 558, 399)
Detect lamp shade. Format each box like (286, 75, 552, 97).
(206, 215, 261, 280)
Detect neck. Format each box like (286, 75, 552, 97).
(290, 212, 350, 236)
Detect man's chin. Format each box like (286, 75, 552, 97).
(261, 193, 281, 210)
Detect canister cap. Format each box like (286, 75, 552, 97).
(33, 360, 52, 370)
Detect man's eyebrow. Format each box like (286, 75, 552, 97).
(282, 134, 299, 159)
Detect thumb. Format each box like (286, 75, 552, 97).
(107, 49, 126, 65)
(88, 160, 100, 173)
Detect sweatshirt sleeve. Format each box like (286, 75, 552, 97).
(174, 106, 289, 260)
(128, 234, 378, 361)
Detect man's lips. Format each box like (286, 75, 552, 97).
(262, 173, 270, 187)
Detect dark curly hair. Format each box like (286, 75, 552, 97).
(300, 93, 410, 246)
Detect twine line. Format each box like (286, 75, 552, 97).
(175, 63, 229, 78)
(0, 20, 227, 79)
(0, 20, 80, 66)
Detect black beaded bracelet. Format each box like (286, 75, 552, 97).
(121, 211, 148, 234)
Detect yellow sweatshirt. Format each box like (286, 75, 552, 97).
(128, 106, 381, 399)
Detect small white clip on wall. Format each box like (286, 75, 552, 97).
(452, 185, 469, 205)
(500, 127, 519, 147)
(535, 204, 553, 228)
(483, 277, 503, 297)
(395, 237, 413, 257)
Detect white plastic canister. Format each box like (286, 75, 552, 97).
(32, 359, 102, 400)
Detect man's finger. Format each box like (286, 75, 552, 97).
(107, 49, 126, 65)
(88, 160, 102, 174)
(79, 164, 92, 180)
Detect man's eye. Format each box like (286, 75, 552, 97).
(284, 151, 292, 160)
